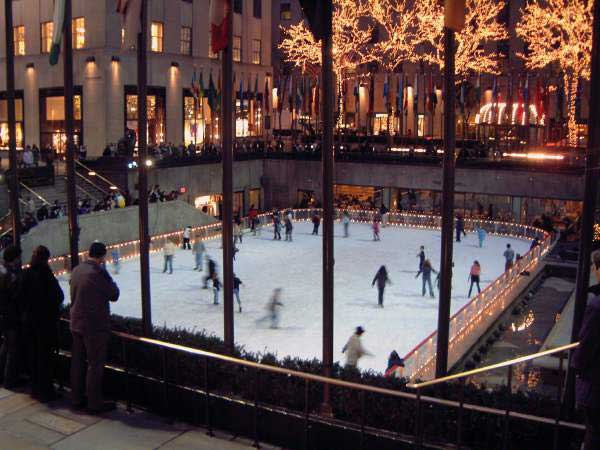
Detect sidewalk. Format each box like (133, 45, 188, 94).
(0, 388, 277, 450)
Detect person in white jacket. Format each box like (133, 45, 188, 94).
(342, 326, 372, 369)
(162, 239, 177, 274)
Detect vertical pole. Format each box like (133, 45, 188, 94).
(436, 26, 457, 378)
(222, 2, 235, 353)
(64, 0, 79, 269)
(321, 0, 335, 412)
(566, 0, 600, 413)
(138, 0, 152, 336)
(4, 0, 21, 246)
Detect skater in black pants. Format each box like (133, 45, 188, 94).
(468, 260, 481, 297)
(417, 246, 425, 271)
(312, 213, 321, 235)
(272, 210, 282, 240)
(372, 265, 391, 307)
(203, 256, 217, 288)
(455, 215, 466, 242)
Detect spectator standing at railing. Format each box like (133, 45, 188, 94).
(468, 261, 481, 297)
(18, 246, 63, 402)
(503, 244, 515, 271)
(70, 242, 120, 414)
(0, 246, 23, 388)
(416, 260, 437, 298)
(32, 145, 40, 167)
(571, 268, 600, 450)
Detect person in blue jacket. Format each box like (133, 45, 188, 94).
(476, 226, 487, 248)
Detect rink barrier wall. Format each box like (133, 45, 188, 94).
(46, 207, 548, 382)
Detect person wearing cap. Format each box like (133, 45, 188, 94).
(0, 245, 23, 388)
(342, 326, 372, 369)
(17, 246, 63, 401)
(70, 242, 120, 414)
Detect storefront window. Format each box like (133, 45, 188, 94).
(0, 98, 24, 149)
(125, 89, 166, 146)
(249, 189, 261, 210)
(40, 93, 82, 155)
(184, 95, 209, 146)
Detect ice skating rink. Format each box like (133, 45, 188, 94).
(59, 221, 531, 373)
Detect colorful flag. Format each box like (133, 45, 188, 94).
(459, 81, 466, 115)
(49, 0, 66, 65)
(207, 72, 217, 113)
(383, 74, 389, 101)
(506, 76, 513, 123)
(117, 0, 141, 51)
(264, 77, 270, 114)
(199, 72, 205, 98)
(396, 74, 403, 114)
(210, 0, 231, 54)
(313, 78, 320, 116)
(191, 69, 200, 100)
(413, 73, 419, 112)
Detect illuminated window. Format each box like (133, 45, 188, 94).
(252, 39, 261, 65)
(13, 26, 25, 56)
(151, 22, 164, 52)
(72, 17, 85, 49)
(233, 35, 241, 62)
(41, 22, 53, 54)
(280, 3, 291, 20)
(180, 26, 192, 55)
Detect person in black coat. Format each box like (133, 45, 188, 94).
(18, 246, 64, 401)
(203, 256, 217, 288)
(372, 265, 391, 307)
(0, 246, 23, 388)
(455, 215, 466, 242)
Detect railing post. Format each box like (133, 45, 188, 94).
(414, 387, 422, 450)
(122, 340, 133, 413)
(553, 353, 566, 450)
(253, 368, 260, 449)
(502, 365, 513, 450)
(161, 347, 171, 422)
(204, 356, 213, 436)
(457, 377, 466, 449)
(360, 391, 366, 450)
(304, 379, 310, 450)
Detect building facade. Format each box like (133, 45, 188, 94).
(0, 0, 273, 157)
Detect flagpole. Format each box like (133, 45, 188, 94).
(64, 0, 79, 269)
(222, 1, 235, 353)
(321, 0, 335, 413)
(4, 0, 21, 247)
(436, 22, 458, 377)
(138, 0, 152, 336)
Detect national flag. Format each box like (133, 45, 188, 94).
(383, 74, 389, 101)
(396, 74, 403, 114)
(288, 76, 294, 112)
(475, 73, 481, 105)
(199, 72, 205, 98)
(49, 0, 66, 65)
(207, 72, 218, 113)
(264, 78, 270, 114)
(523, 74, 529, 122)
(368, 76, 375, 115)
(117, 0, 142, 51)
(191, 69, 200, 100)
(516, 78, 524, 125)
(403, 75, 408, 113)
(313, 78, 320, 116)
(413, 73, 419, 112)
(210, 0, 231, 54)
(506, 76, 513, 123)
(491, 75, 498, 122)
(459, 81, 466, 115)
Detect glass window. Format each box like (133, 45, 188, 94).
(13, 26, 25, 56)
(180, 26, 192, 55)
(72, 17, 85, 49)
(0, 98, 24, 149)
(233, 35, 242, 62)
(40, 94, 82, 155)
(41, 22, 53, 54)
(280, 3, 291, 20)
(151, 22, 164, 53)
(125, 92, 166, 146)
(251, 39, 261, 65)
(184, 95, 208, 146)
(253, 0, 262, 18)
(233, 0, 242, 14)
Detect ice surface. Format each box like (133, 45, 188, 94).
(59, 221, 531, 374)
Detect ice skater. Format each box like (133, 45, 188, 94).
(233, 274, 243, 312)
(273, 210, 282, 240)
(455, 215, 466, 242)
(380, 204, 389, 227)
(203, 256, 217, 288)
(233, 221, 243, 245)
(476, 226, 487, 248)
(284, 214, 293, 241)
(416, 259, 437, 298)
(248, 205, 259, 236)
(417, 246, 425, 271)
(468, 260, 481, 297)
(182, 226, 192, 249)
(312, 212, 321, 235)
(211, 274, 221, 305)
(162, 238, 177, 274)
(111, 247, 121, 274)
(503, 243, 515, 271)
(372, 217, 381, 241)
(342, 326, 372, 369)
(256, 288, 284, 328)
(342, 211, 350, 237)
(384, 350, 405, 379)
(372, 265, 391, 307)
(192, 236, 205, 271)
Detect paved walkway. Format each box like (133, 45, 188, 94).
(0, 388, 278, 450)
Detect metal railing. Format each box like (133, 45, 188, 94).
(19, 181, 51, 206)
(56, 318, 584, 450)
(406, 342, 581, 450)
(75, 160, 119, 193)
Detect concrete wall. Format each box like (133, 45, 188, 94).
(261, 160, 585, 208)
(20, 200, 217, 262)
